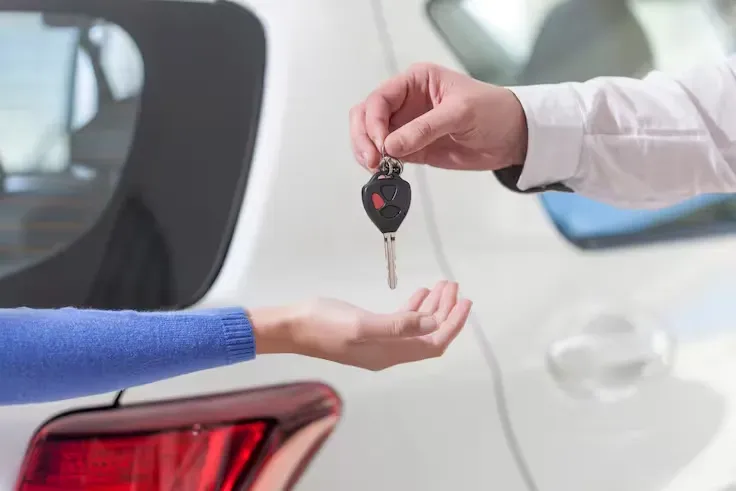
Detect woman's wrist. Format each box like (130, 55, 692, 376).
(246, 305, 301, 355)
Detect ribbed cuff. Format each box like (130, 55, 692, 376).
(217, 308, 256, 364)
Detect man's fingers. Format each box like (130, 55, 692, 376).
(399, 287, 431, 312)
(384, 104, 458, 158)
(364, 94, 391, 152)
(364, 75, 411, 151)
(350, 103, 380, 170)
(358, 311, 438, 339)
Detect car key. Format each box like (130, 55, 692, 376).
(362, 153, 411, 289)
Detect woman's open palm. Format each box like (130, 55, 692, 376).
(292, 281, 472, 371)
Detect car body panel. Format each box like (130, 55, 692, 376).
(119, 1, 528, 490)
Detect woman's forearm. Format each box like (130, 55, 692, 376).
(0, 282, 473, 404)
(247, 305, 298, 355)
(0, 306, 257, 405)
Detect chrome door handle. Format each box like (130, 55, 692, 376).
(546, 313, 673, 400)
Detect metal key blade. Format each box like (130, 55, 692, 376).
(383, 232, 397, 289)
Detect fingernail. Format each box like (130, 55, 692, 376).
(419, 316, 438, 333)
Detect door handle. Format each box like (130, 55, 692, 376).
(546, 313, 673, 400)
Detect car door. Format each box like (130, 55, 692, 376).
(384, 0, 736, 490)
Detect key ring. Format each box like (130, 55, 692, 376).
(379, 145, 404, 176)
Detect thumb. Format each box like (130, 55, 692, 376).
(384, 104, 459, 158)
(358, 312, 438, 339)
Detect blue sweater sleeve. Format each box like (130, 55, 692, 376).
(0, 307, 256, 405)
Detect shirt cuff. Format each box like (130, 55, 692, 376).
(501, 83, 585, 192)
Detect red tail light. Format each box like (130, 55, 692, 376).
(15, 382, 341, 491)
(19, 421, 269, 491)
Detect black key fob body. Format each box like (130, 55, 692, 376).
(361, 173, 412, 234)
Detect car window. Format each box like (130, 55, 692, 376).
(0, 4, 265, 310)
(0, 12, 142, 276)
(428, 0, 736, 248)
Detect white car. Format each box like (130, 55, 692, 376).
(2, 0, 736, 490)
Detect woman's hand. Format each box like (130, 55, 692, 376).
(250, 281, 472, 371)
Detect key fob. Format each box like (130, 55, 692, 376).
(362, 172, 411, 234)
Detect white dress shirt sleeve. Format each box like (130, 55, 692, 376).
(508, 55, 736, 209)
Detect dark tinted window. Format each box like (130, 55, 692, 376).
(0, 1, 264, 308)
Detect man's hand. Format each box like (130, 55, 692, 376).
(251, 281, 472, 371)
(350, 63, 528, 172)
